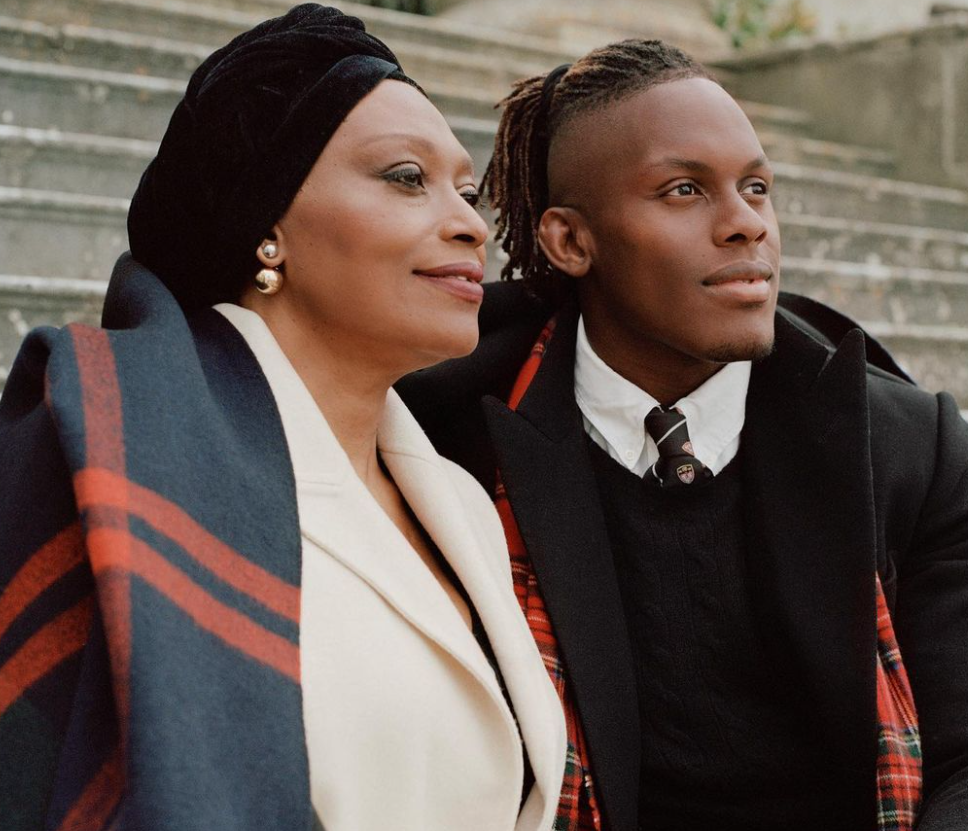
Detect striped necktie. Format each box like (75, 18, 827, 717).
(644, 405, 711, 487)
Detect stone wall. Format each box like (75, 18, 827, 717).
(716, 19, 968, 191)
(800, 0, 943, 39)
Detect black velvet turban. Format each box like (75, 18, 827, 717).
(127, 3, 415, 310)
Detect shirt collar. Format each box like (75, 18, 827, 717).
(573, 314, 751, 472)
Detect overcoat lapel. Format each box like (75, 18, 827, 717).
(481, 305, 641, 831)
(379, 393, 566, 813)
(744, 312, 878, 822)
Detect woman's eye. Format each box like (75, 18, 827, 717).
(460, 189, 482, 209)
(384, 167, 425, 190)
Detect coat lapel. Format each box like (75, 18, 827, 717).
(378, 392, 567, 824)
(482, 306, 641, 831)
(744, 311, 878, 817)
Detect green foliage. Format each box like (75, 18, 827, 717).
(711, 0, 817, 49)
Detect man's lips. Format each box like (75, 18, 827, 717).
(701, 261, 774, 304)
(413, 261, 485, 302)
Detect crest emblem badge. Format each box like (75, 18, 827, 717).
(676, 463, 696, 484)
(681, 441, 695, 456)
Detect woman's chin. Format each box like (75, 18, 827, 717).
(410, 326, 480, 371)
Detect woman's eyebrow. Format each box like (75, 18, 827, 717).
(359, 132, 475, 175)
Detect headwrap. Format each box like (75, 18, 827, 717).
(127, 3, 416, 310)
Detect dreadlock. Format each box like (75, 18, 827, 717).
(482, 39, 715, 304)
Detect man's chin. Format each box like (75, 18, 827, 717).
(704, 336, 776, 364)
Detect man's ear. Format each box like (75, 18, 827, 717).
(537, 207, 593, 278)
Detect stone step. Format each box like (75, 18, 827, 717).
(0, 16, 208, 78)
(0, 124, 154, 197)
(0, 118, 492, 198)
(0, 185, 128, 279)
(4, 0, 582, 68)
(0, 115, 895, 211)
(783, 258, 968, 328)
(0, 53, 513, 138)
(0, 55, 185, 140)
(0, 15, 561, 100)
(860, 321, 968, 406)
(0, 4, 820, 135)
(772, 161, 968, 232)
(0, 55, 823, 174)
(0, 274, 106, 387)
(756, 130, 894, 177)
(0, 16, 827, 142)
(779, 214, 968, 272)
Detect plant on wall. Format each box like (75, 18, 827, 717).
(711, 0, 817, 48)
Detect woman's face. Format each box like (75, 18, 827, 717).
(251, 79, 489, 378)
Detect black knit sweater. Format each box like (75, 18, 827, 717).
(587, 439, 838, 830)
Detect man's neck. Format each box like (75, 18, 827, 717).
(580, 321, 724, 405)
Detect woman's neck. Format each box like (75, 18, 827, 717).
(257, 314, 394, 486)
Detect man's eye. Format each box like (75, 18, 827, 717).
(668, 183, 699, 197)
(744, 181, 770, 196)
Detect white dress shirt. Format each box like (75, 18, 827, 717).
(574, 315, 751, 476)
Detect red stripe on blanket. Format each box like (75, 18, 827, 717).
(0, 596, 93, 719)
(76, 468, 300, 623)
(70, 326, 125, 474)
(69, 325, 133, 740)
(55, 743, 123, 831)
(90, 529, 299, 682)
(0, 521, 83, 641)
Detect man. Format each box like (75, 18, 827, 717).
(398, 39, 968, 831)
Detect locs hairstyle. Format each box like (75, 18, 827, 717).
(126, 3, 421, 311)
(481, 40, 714, 305)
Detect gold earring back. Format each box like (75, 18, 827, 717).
(255, 267, 283, 295)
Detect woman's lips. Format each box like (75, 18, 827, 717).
(413, 262, 485, 302)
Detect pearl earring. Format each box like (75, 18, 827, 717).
(255, 267, 283, 295)
(261, 242, 278, 259)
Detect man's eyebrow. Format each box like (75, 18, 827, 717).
(647, 154, 771, 174)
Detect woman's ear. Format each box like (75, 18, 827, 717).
(537, 207, 593, 278)
(255, 225, 286, 269)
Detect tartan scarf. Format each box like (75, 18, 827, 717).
(494, 315, 923, 831)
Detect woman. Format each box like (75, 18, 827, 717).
(0, 6, 565, 831)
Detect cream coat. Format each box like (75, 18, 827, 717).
(215, 304, 567, 831)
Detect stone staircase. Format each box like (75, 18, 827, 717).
(2, 0, 968, 406)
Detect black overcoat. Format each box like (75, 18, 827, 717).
(397, 281, 968, 831)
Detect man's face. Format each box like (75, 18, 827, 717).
(547, 77, 781, 377)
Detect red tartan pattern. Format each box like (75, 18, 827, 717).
(875, 573, 922, 831)
(496, 318, 602, 831)
(496, 316, 923, 830)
